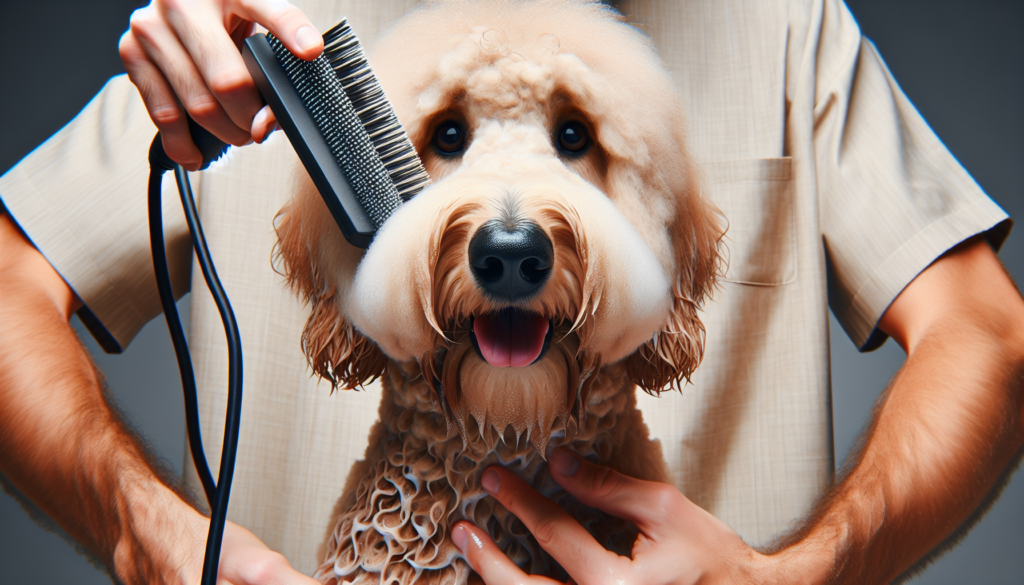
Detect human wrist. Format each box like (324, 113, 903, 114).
(113, 470, 206, 585)
(755, 534, 839, 585)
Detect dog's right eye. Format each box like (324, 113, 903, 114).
(433, 121, 466, 155)
(556, 120, 590, 155)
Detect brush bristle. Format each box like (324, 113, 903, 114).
(267, 32, 402, 229)
(322, 19, 431, 201)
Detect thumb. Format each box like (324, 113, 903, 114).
(232, 0, 323, 60)
(548, 447, 686, 539)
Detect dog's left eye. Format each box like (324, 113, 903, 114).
(556, 121, 589, 154)
(433, 121, 466, 155)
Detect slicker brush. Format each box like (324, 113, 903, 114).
(243, 19, 430, 247)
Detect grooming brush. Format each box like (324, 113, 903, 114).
(243, 19, 430, 248)
(148, 18, 429, 585)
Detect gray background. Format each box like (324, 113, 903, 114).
(0, 0, 1021, 583)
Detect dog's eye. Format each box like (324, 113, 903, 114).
(433, 121, 465, 155)
(556, 121, 589, 154)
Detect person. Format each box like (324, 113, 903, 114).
(0, 1, 1021, 584)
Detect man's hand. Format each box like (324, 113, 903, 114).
(0, 214, 316, 584)
(184, 514, 321, 585)
(119, 0, 324, 170)
(452, 448, 778, 585)
(111, 468, 319, 584)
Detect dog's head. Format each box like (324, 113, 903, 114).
(276, 0, 723, 448)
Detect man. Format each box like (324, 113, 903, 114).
(1, 1, 1021, 584)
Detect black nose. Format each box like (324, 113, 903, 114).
(469, 220, 553, 301)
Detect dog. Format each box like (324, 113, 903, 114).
(274, 1, 723, 583)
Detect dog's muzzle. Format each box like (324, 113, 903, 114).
(467, 219, 555, 368)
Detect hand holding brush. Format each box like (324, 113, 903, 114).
(120, 0, 323, 169)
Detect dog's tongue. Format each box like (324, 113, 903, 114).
(473, 310, 549, 368)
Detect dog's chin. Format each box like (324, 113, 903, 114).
(455, 348, 572, 453)
(430, 315, 583, 453)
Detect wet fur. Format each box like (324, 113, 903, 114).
(274, 1, 724, 582)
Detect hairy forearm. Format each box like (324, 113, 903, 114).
(3, 300, 135, 557)
(803, 325, 1022, 583)
(0, 217, 203, 583)
(776, 242, 1024, 585)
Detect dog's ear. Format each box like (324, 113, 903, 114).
(274, 178, 387, 391)
(624, 167, 724, 394)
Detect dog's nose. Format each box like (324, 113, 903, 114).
(469, 220, 553, 301)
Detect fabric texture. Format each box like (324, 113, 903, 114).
(0, 0, 1009, 575)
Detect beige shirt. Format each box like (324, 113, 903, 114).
(0, 0, 1009, 575)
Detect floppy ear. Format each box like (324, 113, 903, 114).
(274, 176, 387, 391)
(624, 165, 724, 394)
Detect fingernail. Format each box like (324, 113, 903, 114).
(551, 448, 580, 477)
(253, 106, 272, 143)
(295, 26, 320, 52)
(253, 105, 270, 128)
(481, 469, 500, 494)
(452, 524, 468, 552)
(544, 441, 558, 461)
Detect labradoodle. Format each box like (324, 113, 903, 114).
(274, 1, 723, 583)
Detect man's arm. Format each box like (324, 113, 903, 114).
(774, 235, 1024, 583)
(0, 213, 317, 585)
(449, 236, 1024, 585)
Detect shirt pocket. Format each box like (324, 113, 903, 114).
(701, 158, 796, 286)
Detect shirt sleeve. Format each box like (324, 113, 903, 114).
(812, 0, 1011, 351)
(0, 74, 193, 353)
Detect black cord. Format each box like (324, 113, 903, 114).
(148, 122, 238, 585)
(170, 165, 245, 585)
(147, 170, 217, 505)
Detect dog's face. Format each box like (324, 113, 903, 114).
(276, 0, 722, 449)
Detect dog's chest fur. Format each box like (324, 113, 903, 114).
(315, 361, 666, 584)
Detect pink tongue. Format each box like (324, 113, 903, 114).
(473, 311, 549, 368)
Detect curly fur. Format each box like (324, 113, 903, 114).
(274, 183, 388, 390)
(273, 1, 725, 583)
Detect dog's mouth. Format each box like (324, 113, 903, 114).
(469, 308, 553, 367)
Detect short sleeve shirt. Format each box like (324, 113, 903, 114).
(0, 0, 1009, 574)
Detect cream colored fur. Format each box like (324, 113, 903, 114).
(273, 1, 724, 583)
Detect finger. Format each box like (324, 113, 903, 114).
(251, 104, 278, 143)
(233, 555, 321, 585)
(162, 2, 265, 135)
(129, 6, 253, 147)
(119, 29, 202, 169)
(451, 522, 557, 585)
(229, 0, 323, 60)
(482, 467, 623, 583)
(227, 550, 322, 585)
(548, 448, 684, 539)
(218, 521, 321, 585)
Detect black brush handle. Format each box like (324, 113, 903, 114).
(242, 33, 375, 248)
(149, 117, 229, 173)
